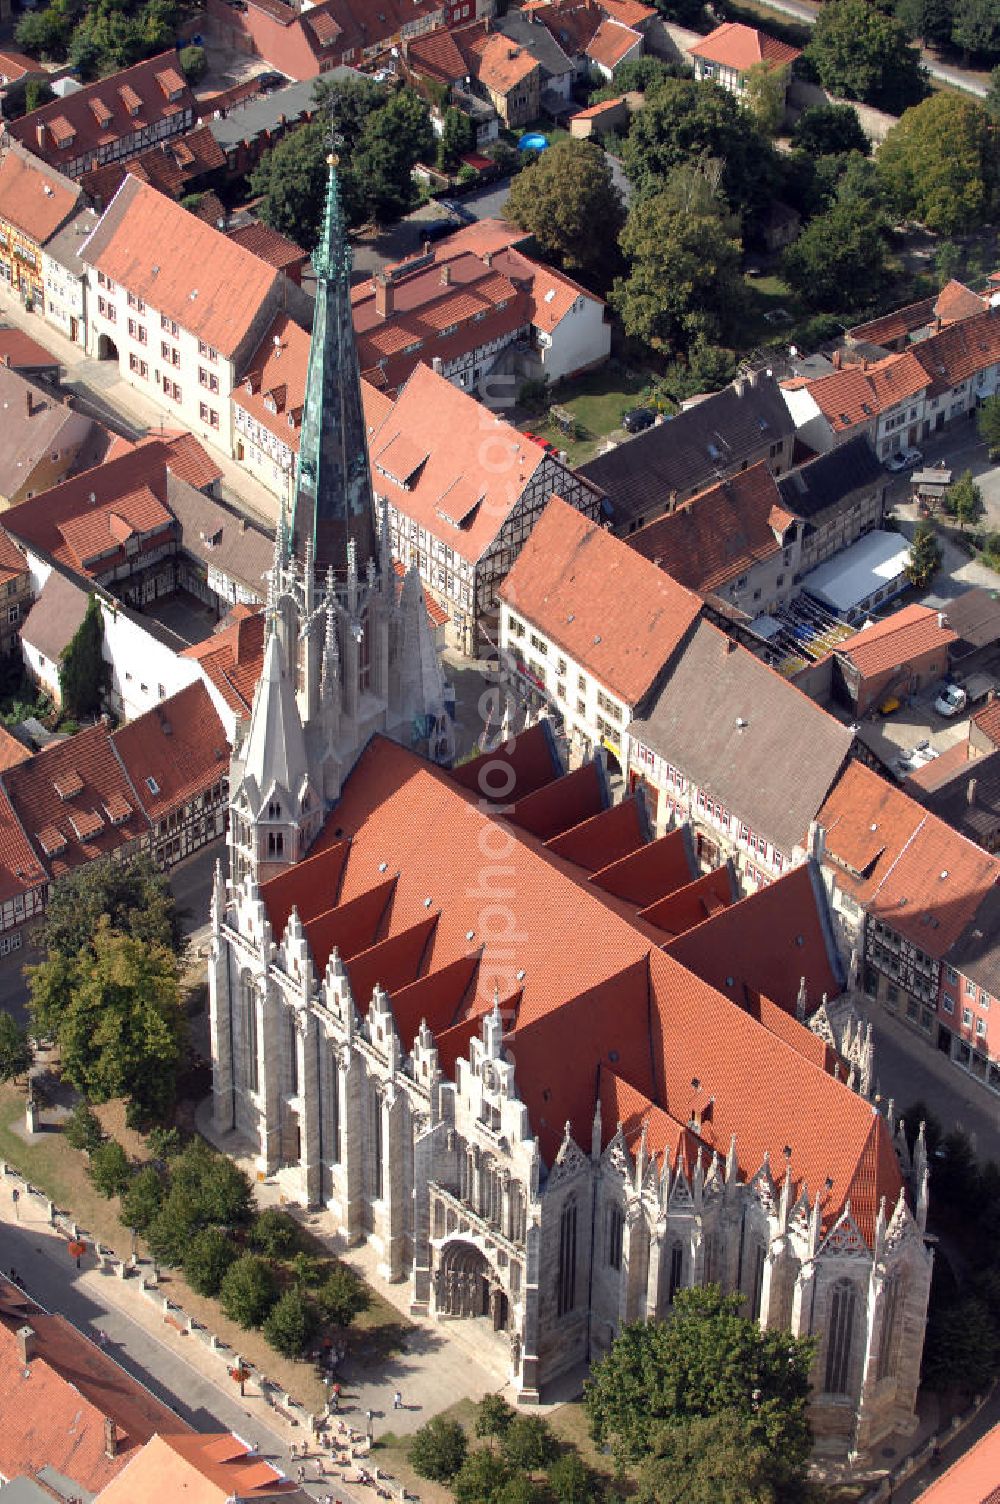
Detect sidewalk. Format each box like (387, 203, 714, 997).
(0, 285, 280, 532)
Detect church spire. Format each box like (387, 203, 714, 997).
(291, 155, 378, 577)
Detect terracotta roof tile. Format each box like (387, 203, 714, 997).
(689, 20, 800, 68)
(227, 219, 306, 273)
(973, 697, 1000, 749)
(913, 307, 1000, 398)
(236, 313, 311, 454)
(182, 608, 266, 719)
(637, 863, 737, 937)
(0, 142, 81, 246)
(912, 1418, 1000, 1503)
(835, 603, 957, 679)
(0, 328, 60, 371)
(570, 94, 625, 120)
(585, 17, 641, 66)
(500, 495, 702, 703)
(10, 52, 195, 171)
(628, 461, 794, 598)
(95, 1431, 297, 1502)
(82, 176, 280, 359)
(472, 33, 540, 93)
(162, 431, 224, 490)
(589, 825, 696, 904)
(794, 352, 928, 433)
(544, 795, 647, 870)
(113, 681, 229, 821)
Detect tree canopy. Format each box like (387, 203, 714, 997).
(978, 394, 1000, 455)
(878, 92, 998, 235)
(29, 917, 185, 1119)
(906, 522, 943, 587)
(18, 0, 181, 79)
(0, 1011, 32, 1085)
(807, 0, 926, 112)
(943, 469, 985, 529)
(635, 1411, 783, 1504)
(790, 103, 870, 158)
(952, 0, 1000, 59)
(584, 1287, 814, 1480)
(612, 167, 745, 355)
(783, 163, 891, 313)
(59, 594, 108, 722)
(505, 138, 625, 287)
(895, 0, 955, 46)
(36, 852, 185, 964)
(620, 76, 776, 226)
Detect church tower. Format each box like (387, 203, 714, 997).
(225, 157, 454, 886)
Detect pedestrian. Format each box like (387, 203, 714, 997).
(393, 1390, 402, 1410)
(296, 1464, 305, 1485)
(366, 1408, 374, 1441)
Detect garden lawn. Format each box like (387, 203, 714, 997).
(531, 361, 661, 464)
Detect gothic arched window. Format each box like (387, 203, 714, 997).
(370, 1088, 383, 1200)
(607, 1205, 624, 1271)
(825, 1278, 858, 1395)
(748, 1239, 766, 1322)
(877, 1273, 903, 1382)
(667, 1241, 684, 1305)
(703, 1229, 719, 1288)
(241, 975, 258, 1093)
(557, 1200, 577, 1317)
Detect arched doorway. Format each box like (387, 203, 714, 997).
(436, 1240, 510, 1331)
(97, 333, 119, 361)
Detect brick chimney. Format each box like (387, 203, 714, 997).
(832, 349, 842, 371)
(35, 122, 47, 151)
(104, 1417, 118, 1459)
(17, 1325, 36, 1366)
(483, 250, 493, 268)
(24, 390, 33, 418)
(968, 778, 978, 807)
(373, 271, 393, 320)
(440, 264, 451, 286)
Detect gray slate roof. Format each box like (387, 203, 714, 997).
(43, 203, 100, 277)
(166, 473, 272, 598)
(208, 73, 355, 150)
(777, 435, 885, 521)
(940, 585, 1000, 654)
(628, 618, 854, 855)
(498, 13, 574, 77)
(21, 569, 89, 661)
(579, 374, 795, 530)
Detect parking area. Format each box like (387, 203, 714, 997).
(854, 666, 1000, 775)
(136, 589, 221, 650)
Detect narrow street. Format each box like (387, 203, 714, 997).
(0, 1185, 363, 1502)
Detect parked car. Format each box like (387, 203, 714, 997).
(886, 446, 923, 473)
(934, 683, 968, 718)
(622, 406, 655, 434)
(440, 198, 476, 225)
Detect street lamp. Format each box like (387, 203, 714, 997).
(130, 1226, 138, 1264)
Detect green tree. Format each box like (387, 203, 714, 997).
(263, 1286, 317, 1357)
(23, 79, 55, 113)
(743, 62, 786, 135)
(496, 1479, 541, 1504)
(783, 191, 890, 312)
(0, 1010, 32, 1084)
(313, 72, 385, 149)
(183, 1226, 237, 1296)
(314, 1262, 371, 1327)
(15, 0, 77, 61)
(923, 1292, 999, 1391)
(896, 0, 954, 47)
(219, 1253, 279, 1329)
(878, 93, 997, 234)
(584, 1288, 814, 1470)
(88, 1139, 131, 1198)
(791, 102, 870, 157)
(250, 1206, 302, 1257)
(622, 77, 777, 225)
(906, 521, 943, 588)
(807, 0, 926, 111)
(409, 1416, 469, 1482)
(64, 1100, 104, 1152)
(147, 1184, 201, 1265)
(546, 1452, 595, 1504)
(505, 138, 624, 285)
(988, 65, 1000, 120)
(196, 1154, 255, 1228)
(147, 1124, 182, 1161)
(952, 0, 1000, 59)
(35, 852, 184, 968)
(251, 121, 329, 245)
(352, 88, 435, 224)
(944, 469, 986, 530)
(476, 1393, 516, 1445)
(978, 393, 1000, 455)
(608, 56, 685, 93)
(501, 1415, 557, 1471)
(438, 105, 475, 168)
(29, 918, 185, 1119)
(59, 594, 108, 722)
(453, 1447, 512, 1504)
(612, 168, 745, 354)
(120, 1164, 164, 1232)
(179, 43, 207, 82)
(635, 1411, 783, 1504)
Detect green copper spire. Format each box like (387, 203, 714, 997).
(291, 155, 378, 577)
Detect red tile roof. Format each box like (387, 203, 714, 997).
(913, 306, 1000, 398)
(665, 862, 842, 1018)
(0, 50, 46, 84)
(260, 735, 904, 1238)
(586, 17, 641, 66)
(819, 760, 1000, 958)
(2, 721, 149, 876)
(0, 327, 60, 371)
(94, 1430, 298, 1501)
(113, 680, 229, 821)
(628, 460, 794, 597)
(637, 863, 736, 937)
(181, 608, 266, 718)
(911, 1421, 1000, 1504)
(471, 32, 540, 93)
(570, 94, 625, 120)
(0, 528, 29, 589)
(9, 52, 195, 170)
(162, 431, 224, 491)
(406, 25, 470, 83)
(500, 494, 702, 703)
(0, 1281, 186, 1494)
(4, 442, 176, 578)
(689, 19, 799, 69)
(835, 603, 957, 679)
(82, 175, 280, 358)
(0, 142, 81, 246)
(0, 781, 46, 905)
(794, 352, 928, 434)
(589, 825, 696, 904)
(973, 697, 1000, 749)
(236, 312, 311, 454)
(227, 219, 307, 273)
(80, 124, 226, 206)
